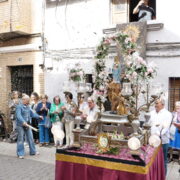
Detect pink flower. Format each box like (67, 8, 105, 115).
(137, 57, 145, 64)
(147, 68, 153, 73)
(132, 72, 137, 77)
(104, 39, 111, 45)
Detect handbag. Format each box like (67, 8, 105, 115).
(45, 115, 52, 128)
(169, 124, 176, 140)
(169, 113, 177, 140)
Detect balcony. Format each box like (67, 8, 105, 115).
(0, 0, 41, 41)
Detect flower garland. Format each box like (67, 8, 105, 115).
(124, 52, 157, 82)
(93, 32, 157, 111)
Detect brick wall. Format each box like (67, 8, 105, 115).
(0, 0, 42, 35)
(0, 50, 44, 132)
(0, 0, 44, 133)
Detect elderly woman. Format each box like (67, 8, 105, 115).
(30, 92, 40, 143)
(79, 94, 88, 114)
(9, 91, 21, 131)
(62, 92, 77, 148)
(49, 96, 64, 147)
(169, 101, 180, 163)
(36, 94, 51, 146)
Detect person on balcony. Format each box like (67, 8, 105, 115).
(133, 0, 155, 21)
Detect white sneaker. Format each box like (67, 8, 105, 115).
(64, 144, 69, 148)
(24, 142, 29, 147)
(35, 152, 40, 155)
(18, 156, 24, 159)
(30, 152, 40, 156)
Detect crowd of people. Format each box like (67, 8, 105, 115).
(8, 90, 180, 174)
(149, 99, 180, 175)
(9, 91, 100, 159)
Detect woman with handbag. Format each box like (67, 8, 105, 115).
(169, 101, 180, 163)
(30, 92, 40, 144)
(9, 91, 21, 131)
(36, 94, 51, 146)
(61, 92, 77, 148)
(49, 96, 64, 147)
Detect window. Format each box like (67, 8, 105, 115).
(111, 0, 156, 24)
(169, 77, 180, 112)
(111, 0, 129, 25)
(10, 66, 33, 96)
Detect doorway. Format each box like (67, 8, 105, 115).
(169, 77, 180, 112)
(10, 65, 33, 95)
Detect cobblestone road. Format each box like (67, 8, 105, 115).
(0, 142, 55, 180)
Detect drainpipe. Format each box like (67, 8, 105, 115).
(40, 0, 46, 69)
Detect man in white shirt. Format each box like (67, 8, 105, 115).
(149, 98, 172, 175)
(81, 97, 100, 129)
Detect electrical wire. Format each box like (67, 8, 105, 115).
(55, 0, 63, 29)
(64, 0, 71, 40)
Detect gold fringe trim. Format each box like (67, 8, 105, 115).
(56, 146, 160, 175)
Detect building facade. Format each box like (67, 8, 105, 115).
(1, 0, 180, 132)
(44, 0, 180, 111)
(0, 0, 44, 132)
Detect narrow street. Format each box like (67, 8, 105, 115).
(0, 142, 55, 180)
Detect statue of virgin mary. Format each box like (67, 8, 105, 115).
(112, 56, 121, 83)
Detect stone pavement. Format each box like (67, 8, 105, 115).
(0, 142, 55, 180)
(0, 141, 180, 180)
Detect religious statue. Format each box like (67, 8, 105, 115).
(117, 96, 128, 115)
(107, 82, 127, 115)
(112, 56, 121, 83)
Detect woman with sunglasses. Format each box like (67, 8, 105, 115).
(61, 92, 77, 148)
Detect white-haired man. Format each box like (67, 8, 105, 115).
(16, 95, 43, 159)
(149, 98, 172, 175)
(81, 97, 100, 129)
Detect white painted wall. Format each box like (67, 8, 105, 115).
(44, 0, 180, 108)
(45, 0, 110, 50)
(45, 58, 93, 102)
(147, 0, 180, 43)
(148, 56, 180, 109)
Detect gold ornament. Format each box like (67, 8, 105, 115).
(123, 25, 140, 43)
(97, 133, 111, 152)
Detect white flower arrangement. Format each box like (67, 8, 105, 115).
(68, 63, 85, 82)
(124, 52, 157, 82)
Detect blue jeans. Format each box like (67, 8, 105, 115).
(163, 143, 169, 175)
(39, 125, 49, 143)
(16, 126, 36, 156)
